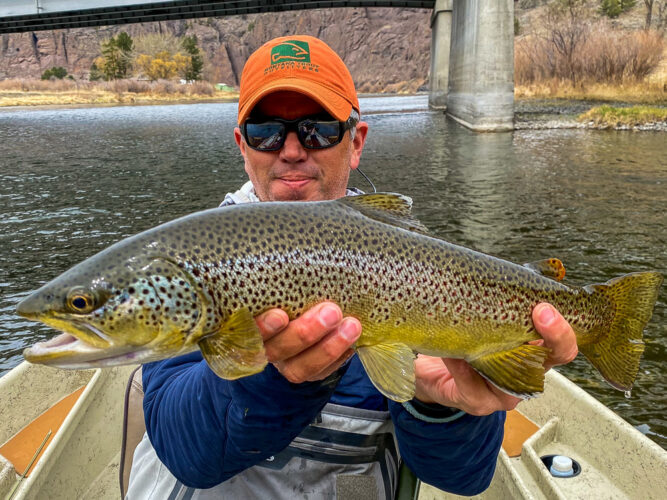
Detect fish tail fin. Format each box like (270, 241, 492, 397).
(579, 272, 662, 391)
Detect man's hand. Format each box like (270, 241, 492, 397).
(413, 303, 578, 416)
(254, 302, 361, 383)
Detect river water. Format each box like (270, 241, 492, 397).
(0, 95, 665, 448)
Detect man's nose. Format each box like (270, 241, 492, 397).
(279, 131, 307, 161)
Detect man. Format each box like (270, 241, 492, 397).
(127, 35, 577, 499)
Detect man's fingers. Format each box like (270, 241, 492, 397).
(442, 358, 520, 415)
(276, 318, 361, 383)
(532, 303, 578, 369)
(263, 302, 343, 362)
(306, 347, 356, 382)
(255, 309, 289, 341)
(441, 358, 479, 393)
(441, 358, 498, 415)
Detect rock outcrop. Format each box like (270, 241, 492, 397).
(0, 7, 432, 93)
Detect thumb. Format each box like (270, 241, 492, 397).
(532, 303, 578, 369)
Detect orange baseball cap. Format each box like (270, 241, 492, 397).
(237, 35, 359, 124)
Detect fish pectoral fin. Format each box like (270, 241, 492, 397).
(337, 193, 430, 234)
(522, 258, 566, 282)
(198, 308, 267, 379)
(468, 344, 551, 399)
(357, 342, 416, 402)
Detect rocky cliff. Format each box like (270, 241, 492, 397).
(0, 7, 432, 93)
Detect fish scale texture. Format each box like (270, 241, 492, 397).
(133, 200, 609, 358)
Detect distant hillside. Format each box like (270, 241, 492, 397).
(0, 7, 432, 93)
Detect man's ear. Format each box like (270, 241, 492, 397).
(234, 127, 246, 155)
(349, 121, 369, 171)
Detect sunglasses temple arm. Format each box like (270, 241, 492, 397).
(354, 166, 377, 193)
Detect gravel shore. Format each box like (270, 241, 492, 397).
(514, 99, 667, 131)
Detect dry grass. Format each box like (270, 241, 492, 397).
(0, 78, 96, 92)
(0, 78, 236, 107)
(515, 80, 667, 103)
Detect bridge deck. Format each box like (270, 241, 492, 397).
(1, 0, 435, 34)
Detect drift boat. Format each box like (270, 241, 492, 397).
(0, 362, 665, 499)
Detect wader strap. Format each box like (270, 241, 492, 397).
(120, 366, 145, 498)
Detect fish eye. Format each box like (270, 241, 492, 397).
(66, 288, 97, 314)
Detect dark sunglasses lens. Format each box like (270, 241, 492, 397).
(245, 122, 285, 150)
(298, 120, 342, 148)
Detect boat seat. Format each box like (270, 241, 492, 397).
(119, 366, 144, 499)
(0, 385, 86, 479)
(502, 409, 540, 457)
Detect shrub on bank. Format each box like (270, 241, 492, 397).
(515, 23, 664, 86)
(41, 66, 68, 80)
(188, 81, 215, 96)
(0, 78, 90, 92)
(101, 79, 152, 94)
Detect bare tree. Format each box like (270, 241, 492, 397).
(644, 0, 654, 29)
(544, 0, 591, 85)
(656, 0, 667, 30)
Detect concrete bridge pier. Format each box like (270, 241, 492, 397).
(429, 0, 514, 132)
(428, 0, 452, 110)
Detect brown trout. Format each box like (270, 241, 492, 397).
(18, 194, 662, 401)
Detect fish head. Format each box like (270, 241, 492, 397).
(18, 251, 204, 368)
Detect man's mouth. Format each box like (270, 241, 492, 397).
(275, 174, 316, 189)
(278, 178, 312, 188)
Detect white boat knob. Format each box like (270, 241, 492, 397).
(550, 455, 574, 477)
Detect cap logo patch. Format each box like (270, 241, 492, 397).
(271, 41, 311, 64)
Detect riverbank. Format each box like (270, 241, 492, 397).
(1, 80, 665, 131)
(0, 89, 238, 107)
(0, 79, 239, 107)
(514, 79, 667, 130)
(514, 99, 667, 131)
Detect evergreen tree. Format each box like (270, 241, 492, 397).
(99, 32, 134, 80)
(89, 62, 103, 81)
(600, 0, 637, 17)
(182, 35, 204, 81)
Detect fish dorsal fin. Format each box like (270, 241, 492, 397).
(523, 258, 566, 282)
(199, 308, 268, 379)
(337, 193, 429, 234)
(356, 342, 416, 402)
(468, 344, 550, 399)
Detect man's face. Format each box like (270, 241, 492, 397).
(234, 91, 368, 202)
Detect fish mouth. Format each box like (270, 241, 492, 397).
(23, 329, 142, 368)
(23, 320, 148, 368)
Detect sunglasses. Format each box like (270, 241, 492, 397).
(241, 115, 356, 152)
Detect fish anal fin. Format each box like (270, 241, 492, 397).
(469, 344, 551, 398)
(523, 258, 566, 282)
(357, 342, 416, 402)
(337, 193, 429, 234)
(199, 308, 267, 379)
